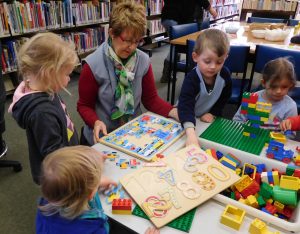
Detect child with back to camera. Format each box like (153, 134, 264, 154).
(8, 32, 80, 184)
(178, 28, 232, 147)
(36, 146, 159, 234)
(233, 57, 297, 129)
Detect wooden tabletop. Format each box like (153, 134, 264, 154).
(170, 22, 297, 52)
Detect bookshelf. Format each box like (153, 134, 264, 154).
(240, 0, 298, 21)
(0, 0, 112, 94)
(205, 0, 240, 22)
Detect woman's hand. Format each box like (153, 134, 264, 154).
(280, 119, 292, 132)
(200, 113, 215, 123)
(185, 128, 200, 147)
(168, 108, 179, 122)
(209, 6, 218, 19)
(145, 227, 160, 234)
(93, 120, 107, 144)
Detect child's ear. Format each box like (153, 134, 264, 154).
(108, 28, 114, 38)
(192, 52, 198, 63)
(261, 79, 266, 87)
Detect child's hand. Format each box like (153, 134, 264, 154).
(185, 128, 200, 147)
(280, 119, 292, 131)
(93, 120, 107, 144)
(96, 151, 107, 163)
(100, 176, 117, 191)
(145, 227, 160, 234)
(168, 108, 179, 122)
(200, 113, 215, 123)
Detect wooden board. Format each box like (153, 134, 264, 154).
(120, 145, 240, 228)
(100, 112, 184, 161)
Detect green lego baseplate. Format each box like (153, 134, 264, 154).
(200, 117, 270, 155)
(132, 205, 196, 232)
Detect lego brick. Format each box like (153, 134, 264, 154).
(220, 205, 245, 230)
(112, 210, 132, 215)
(112, 198, 132, 210)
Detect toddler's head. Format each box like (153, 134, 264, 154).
(193, 28, 230, 79)
(262, 57, 296, 102)
(39, 146, 102, 219)
(17, 32, 78, 94)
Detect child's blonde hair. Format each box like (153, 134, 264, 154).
(194, 28, 230, 57)
(39, 146, 102, 219)
(17, 32, 78, 94)
(109, 1, 146, 39)
(262, 57, 296, 89)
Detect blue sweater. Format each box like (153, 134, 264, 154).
(178, 66, 232, 127)
(36, 198, 108, 234)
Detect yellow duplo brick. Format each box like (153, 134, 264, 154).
(247, 195, 259, 208)
(274, 201, 284, 212)
(280, 175, 300, 190)
(248, 103, 256, 108)
(273, 171, 280, 185)
(112, 210, 132, 215)
(238, 198, 247, 204)
(220, 205, 245, 231)
(260, 117, 268, 122)
(235, 175, 252, 192)
(235, 168, 242, 175)
(266, 198, 273, 204)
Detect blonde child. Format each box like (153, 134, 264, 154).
(178, 28, 232, 147)
(233, 58, 297, 129)
(8, 32, 79, 184)
(36, 146, 159, 234)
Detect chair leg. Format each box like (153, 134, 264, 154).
(0, 160, 22, 172)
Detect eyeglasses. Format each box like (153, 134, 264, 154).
(119, 34, 144, 47)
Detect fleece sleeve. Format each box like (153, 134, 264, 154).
(288, 116, 300, 131)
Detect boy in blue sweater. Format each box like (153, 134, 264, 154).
(36, 146, 159, 234)
(178, 28, 232, 147)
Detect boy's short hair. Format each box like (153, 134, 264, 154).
(194, 28, 230, 57)
(109, 2, 146, 39)
(39, 146, 102, 219)
(262, 57, 296, 89)
(17, 32, 78, 94)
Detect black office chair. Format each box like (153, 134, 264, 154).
(288, 19, 299, 26)
(224, 45, 250, 105)
(249, 45, 300, 112)
(167, 22, 199, 102)
(247, 17, 286, 24)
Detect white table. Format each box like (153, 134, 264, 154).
(93, 120, 300, 234)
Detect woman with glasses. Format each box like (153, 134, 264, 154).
(77, 2, 178, 146)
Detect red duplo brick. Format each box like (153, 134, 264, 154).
(293, 169, 300, 178)
(253, 173, 261, 185)
(112, 199, 132, 210)
(235, 191, 242, 200)
(265, 202, 277, 215)
(240, 180, 260, 198)
(279, 206, 294, 219)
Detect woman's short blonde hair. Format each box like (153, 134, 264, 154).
(39, 146, 103, 219)
(194, 28, 230, 57)
(17, 32, 78, 94)
(109, 1, 146, 39)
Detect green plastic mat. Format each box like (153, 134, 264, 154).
(200, 117, 270, 155)
(132, 205, 196, 232)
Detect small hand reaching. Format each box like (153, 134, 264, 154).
(280, 119, 292, 132)
(200, 113, 215, 123)
(93, 120, 108, 144)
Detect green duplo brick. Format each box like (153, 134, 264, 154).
(286, 165, 296, 176)
(132, 205, 196, 232)
(243, 92, 250, 98)
(257, 195, 266, 207)
(259, 182, 273, 199)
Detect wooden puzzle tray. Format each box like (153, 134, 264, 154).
(100, 112, 184, 161)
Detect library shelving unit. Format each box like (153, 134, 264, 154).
(240, 0, 298, 21)
(0, 0, 112, 94)
(205, 0, 240, 22)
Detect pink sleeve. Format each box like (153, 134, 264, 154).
(288, 116, 300, 131)
(77, 63, 100, 128)
(141, 64, 173, 117)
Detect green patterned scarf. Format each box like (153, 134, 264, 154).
(107, 41, 137, 121)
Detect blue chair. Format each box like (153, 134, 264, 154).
(249, 45, 300, 112)
(167, 23, 199, 103)
(199, 17, 210, 30)
(186, 39, 196, 72)
(247, 17, 286, 24)
(288, 19, 299, 26)
(224, 45, 250, 105)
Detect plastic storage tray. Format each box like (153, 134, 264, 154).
(199, 137, 300, 232)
